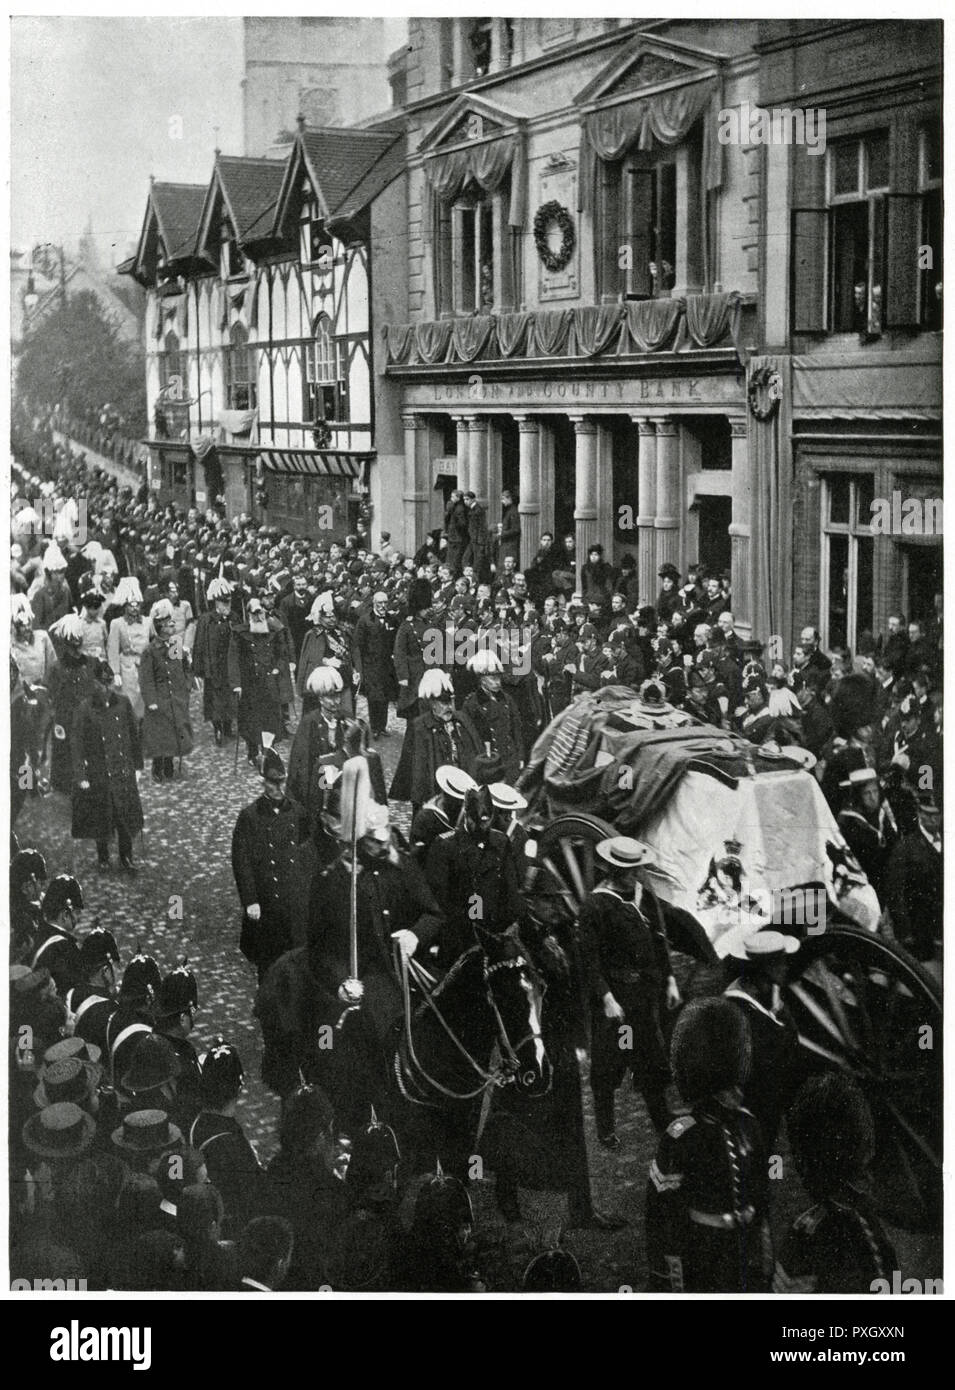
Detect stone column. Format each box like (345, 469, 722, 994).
(729, 416, 752, 640)
(653, 416, 680, 574)
(452, 415, 470, 495)
(514, 414, 542, 568)
(634, 417, 657, 606)
(595, 421, 616, 558)
(401, 413, 431, 556)
(570, 415, 598, 594)
(467, 415, 490, 510)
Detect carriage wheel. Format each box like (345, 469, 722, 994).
(784, 924, 942, 1233)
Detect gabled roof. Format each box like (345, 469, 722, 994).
(273, 126, 404, 236)
(417, 93, 526, 154)
(574, 33, 727, 107)
(195, 155, 286, 259)
(130, 182, 208, 285)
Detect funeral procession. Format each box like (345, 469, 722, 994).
(7, 16, 943, 1296)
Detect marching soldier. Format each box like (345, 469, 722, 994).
(192, 577, 235, 745)
(71, 658, 144, 872)
(646, 997, 772, 1293)
(578, 837, 681, 1146)
(229, 595, 285, 770)
(47, 615, 96, 795)
(231, 749, 311, 985)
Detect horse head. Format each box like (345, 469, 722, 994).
(476, 924, 552, 1098)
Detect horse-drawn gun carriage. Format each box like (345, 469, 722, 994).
(516, 686, 942, 1234)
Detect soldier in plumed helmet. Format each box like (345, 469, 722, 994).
(192, 577, 236, 746)
(47, 614, 97, 794)
(297, 590, 355, 718)
(389, 669, 480, 812)
(646, 997, 772, 1293)
(459, 647, 523, 786)
(287, 665, 349, 831)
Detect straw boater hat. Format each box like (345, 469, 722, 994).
(111, 1109, 183, 1154)
(435, 765, 478, 800)
(23, 1101, 96, 1159)
(488, 783, 527, 813)
(43, 1036, 103, 1070)
(305, 665, 343, 695)
(728, 929, 800, 962)
(595, 836, 655, 869)
(33, 1056, 101, 1110)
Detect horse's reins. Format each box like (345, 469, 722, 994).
(395, 949, 542, 1103)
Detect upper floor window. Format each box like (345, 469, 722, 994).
(304, 315, 347, 425)
(469, 20, 492, 78)
(919, 124, 942, 330)
(220, 222, 245, 282)
(160, 331, 181, 391)
(299, 190, 333, 269)
(792, 123, 938, 336)
(226, 322, 256, 411)
(435, 177, 518, 316)
(597, 129, 706, 301)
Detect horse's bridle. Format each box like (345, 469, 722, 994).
(394, 947, 546, 1104)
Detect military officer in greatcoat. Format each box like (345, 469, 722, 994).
(231, 749, 311, 984)
(646, 997, 773, 1293)
(192, 577, 236, 746)
(459, 649, 523, 786)
(389, 669, 480, 813)
(71, 658, 144, 871)
(140, 598, 194, 782)
(228, 595, 285, 770)
(287, 666, 350, 833)
(578, 837, 681, 1146)
(351, 589, 398, 738)
(47, 614, 97, 795)
(425, 783, 526, 967)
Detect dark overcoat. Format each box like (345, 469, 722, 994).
(139, 638, 194, 758)
(70, 689, 144, 840)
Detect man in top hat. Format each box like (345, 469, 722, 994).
(307, 796, 445, 1130)
(882, 787, 942, 965)
(646, 998, 772, 1293)
(389, 669, 480, 812)
(460, 649, 523, 785)
(578, 837, 681, 1147)
(192, 577, 235, 746)
(71, 658, 144, 871)
(569, 623, 606, 698)
(140, 598, 194, 783)
(836, 766, 898, 899)
(351, 590, 398, 739)
(425, 783, 526, 967)
(409, 764, 477, 864)
(189, 1038, 267, 1235)
(655, 563, 682, 623)
(232, 748, 311, 984)
(723, 930, 804, 1146)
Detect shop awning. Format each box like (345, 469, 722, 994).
(258, 449, 373, 479)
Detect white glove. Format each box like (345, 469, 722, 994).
(53, 724, 66, 740)
(113, 674, 122, 688)
(246, 903, 261, 921)
(78, 780, 91, 791)
(391, 929, 419, 961)
(327, 657, 342, 669)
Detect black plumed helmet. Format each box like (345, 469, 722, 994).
(11, 848, 47, 889)
(42, 874, 84, 920)
(407, 578, 433, 615)
(671, 998, 750, 1103)
(787, 1073, 875, 1197)
(830, 673, 877, 739)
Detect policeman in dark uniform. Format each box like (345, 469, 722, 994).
(31, 874, 83, 992)
(189, 1038, 266, 1237)
(231, 748, 311, 984)
(409, 764, 476, 864)
(578, 836, 681, 1146)
(106, 950, 161, 1090)
(154, 959, 203, 1128)
(646, 997, 772, 1293)
(775, 1073, 897, 1294)
(723, 929, 805, 1147)
(425, 783, 525, 967)
(10, 848, 47, 963)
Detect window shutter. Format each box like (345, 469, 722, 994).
(627, 165, 654, 298)
(791, 207, 828, 332)
(597, 158, 620, 301)
(884, 192, 923, 328)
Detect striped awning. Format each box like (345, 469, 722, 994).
(258, 449, 373, 479)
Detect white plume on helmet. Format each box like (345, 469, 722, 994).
(308, 591, 335, 623)
(418, 669, 453, 700)
(116, 577, 143, 607)
(305, 665, 344, 695)
(467, 648, 503, 676)
(49, 614, 84, 643)
(150, 598, 175, 625)
(207, 577, 233, 602)
(42, 541, 68, 571)
(11, 594, 34, 625)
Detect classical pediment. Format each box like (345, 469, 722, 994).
(575, 34, 725, 106)
(418, 94, 525, 154)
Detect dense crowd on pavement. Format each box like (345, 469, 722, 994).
(8, 415, 942, 1292)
